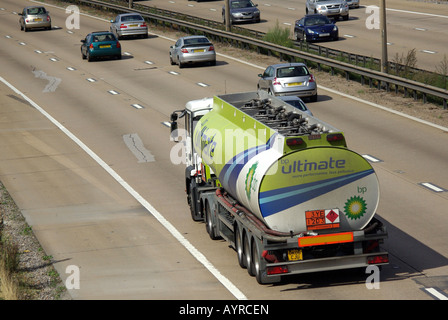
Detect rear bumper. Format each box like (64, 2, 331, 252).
(261, 220, 388, 282)
(24, 21, 51, 29)
(274, 88, 317, 98)
(117, 27, 148, 37)
(180, 52, 216, 64)
(89, 48, 121, 57)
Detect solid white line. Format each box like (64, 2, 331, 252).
(0, 75, 247, 300)
(318, 86, 448, 133)
(387, 8, 448, 19)
(425, 287, 448, 300)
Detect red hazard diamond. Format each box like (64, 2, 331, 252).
(326, 210, 339, 223)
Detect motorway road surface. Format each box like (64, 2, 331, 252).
(141, 0, 448, 71)
(0, 0, 447, 300)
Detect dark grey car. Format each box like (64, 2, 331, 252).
(222, 0, 261, 24)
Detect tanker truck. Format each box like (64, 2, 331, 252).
(169, 91, 388, 284)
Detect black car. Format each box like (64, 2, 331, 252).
(294, 14, 338, 42)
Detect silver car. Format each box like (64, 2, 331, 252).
(278, 96, 314, 116)
(346, 0, 360, 8)
(110, 13, 148, 39)
(257, 63, 318, 102)
(305, 0, 349, 21)
(169, 36, 216, 68)
(19, 6, 51, 32)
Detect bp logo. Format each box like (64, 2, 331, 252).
(245, 162, 258, 200)
(344, 196, 367, 220)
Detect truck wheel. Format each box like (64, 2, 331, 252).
(235, 225, 246, 268)
(251, 240, 264, 284)
(244, 234, 255, 276)
(188, 180, 202, 221)
(205, 203, 220, 240)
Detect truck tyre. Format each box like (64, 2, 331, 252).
(205, 202, 220, 240)
(188, 180, 202, 221)
(235, 224, 246, 268)
(244, 234, 255, 276)
(251, 240, 263, 284)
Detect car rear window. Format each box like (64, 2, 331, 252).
(276, 66, 309, 78)
(121, 15, 144, 22)
(93, 34, 116, 42)
(27, 7, 46, 15)
(183, 37, 211, 46)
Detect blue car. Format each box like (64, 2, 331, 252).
(294, 14, 338, 42)
(81, 31, 122, 62)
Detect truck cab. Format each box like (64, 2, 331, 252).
(170, 98, 213, 221)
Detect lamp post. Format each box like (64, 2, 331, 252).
(380, 0, 388, 73)
(225, 0, 231, 31)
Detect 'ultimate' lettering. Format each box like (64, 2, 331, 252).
(281, 157, 345, 174)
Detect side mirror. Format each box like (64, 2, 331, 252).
(80, 39, 85, 43)
(170, 112, 179, 141)
(110, 20, 114, 23)
(258, 73, 263, 78)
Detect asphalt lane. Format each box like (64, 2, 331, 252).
(0, 0, 447, 300)
(141, 0, 448, 70)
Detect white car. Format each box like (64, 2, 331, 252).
(306, 0, 349, 21)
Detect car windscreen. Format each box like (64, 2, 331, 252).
(231, 0, 255, 9)
(305, 17, 330, 26)
(284, 100, 307, 111)
(276, 66, 309, 78)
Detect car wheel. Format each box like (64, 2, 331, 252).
(343, 14, 349, 21)
(293, 31, 299, 41)
(116, 54, 122, 60)
(24, 26, 28, 32)
(178, 57, 184, 68)
(310, 94, 318, 102)
(169, 55, 175, 65)
(210, 60, 216, 66)
(81, 50, 86, 60)
(87, 51, 93, 62)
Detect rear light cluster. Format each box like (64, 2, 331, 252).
(286, 137, 304, 146)
(309, 74, 315, 82)
(367, 254, 389, 265)
(267, 266, 289, 275)
(120, 23, 146, 29)
(326, 133, 344, 142)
